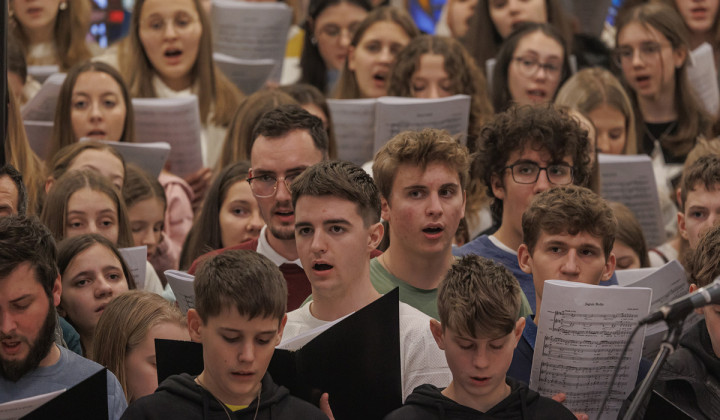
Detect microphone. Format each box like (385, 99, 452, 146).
(639, 278, 720, 325)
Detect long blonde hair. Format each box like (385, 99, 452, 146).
(10, 0, 92, 71)
(123, 0, 242, 126)
(92, 291, 185, 402)
(555, 68, 638, 155)
(6, 90, 46, 215)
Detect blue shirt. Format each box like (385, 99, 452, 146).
(454, 235, 619, 313)
(0, 345, 127, 419)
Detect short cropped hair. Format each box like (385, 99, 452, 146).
(0, 216, 58, 298)
(0, 164, 28, 216)
(475, 105, 591, 222)
(522, 186, 616, 260)
(687, 223, 720, 288)
(291, 160, 381, 226)
(373, 128, 470, 201)
(250, 104, 329, 158)
(679, 155, 720, 212)
(194, 250, 287, 324)
(438, 255, 521, 339)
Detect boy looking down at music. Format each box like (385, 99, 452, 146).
(121, 250, 327, 419)
(383, 254, 574, 419)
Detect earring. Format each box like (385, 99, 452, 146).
(311, 36, 318, 46)
(59, 2, 68, 11)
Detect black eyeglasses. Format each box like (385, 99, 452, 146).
(504, 162, 574, 185)
(512, 56, 563, 80)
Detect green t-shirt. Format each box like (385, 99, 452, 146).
(369, 258, 441, 319)
(368, 258, 533, 320)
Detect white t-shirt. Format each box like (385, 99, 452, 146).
(284, 300, 452, 401)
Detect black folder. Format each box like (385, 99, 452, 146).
(23, 368, 108, 420)
(155, 289, 403, 420)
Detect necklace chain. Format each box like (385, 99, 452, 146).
(644, 121, 677, 145)
(195, 375, 261, 420)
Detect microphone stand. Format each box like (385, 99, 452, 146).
(623, 318, 685, 420)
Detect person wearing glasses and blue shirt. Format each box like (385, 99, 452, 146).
(189, 105, 329, 311)
(454, 104, 617, 315)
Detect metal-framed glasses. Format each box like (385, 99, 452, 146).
(613, 42, 668, 67)
(247, 173, 299, 198)
(512, 56, 563, 80)
(504, 162, 574, 185)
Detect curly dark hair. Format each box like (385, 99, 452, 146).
(473, 104, 591, 223)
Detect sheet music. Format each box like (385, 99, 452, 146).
(0, 389, 65, 420)
(119, 246, 148, 290)
(374, 95, 471, 153)
(687, 42, 719, 116)
(617, 261, 702, 358)
(27, 65, 60, 84)
(210, 0, 292, 83)
(598, 153, 665, 248)
(131, 97, 203, 178)
(22, 120, 54, 160)
(327, 99, 377, 164)
(97, 140, 171, 178)
(530, 280, 651, 420)
(165, 270, 195, 314)
(21, 73, 66, 121)
(213, 53, 275, 95)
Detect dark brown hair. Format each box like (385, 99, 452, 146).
(522, 185, 616, 260)
(291, 160, 381, 226)
(179, 161, 251, 270)
(194, 250, 287, 323)
(438, 254, 521, 338)
(475, 104, 591, 222)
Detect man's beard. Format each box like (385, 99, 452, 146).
(0, 301, 57, 382)
(269, 224, 296, 241)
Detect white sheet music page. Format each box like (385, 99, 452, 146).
(165, 270, 195, 315)
(373, 95, 471, 154)
(327, 99, 377, 165)
(131, 97, 203, 178)
(21, 73, 66, 121)
(529, 280, 651, 420)
(210, 1, 292, 83)
(687, 42, 719, 116)
(213, 53, 275, 95)
(598, 153, 664, 248)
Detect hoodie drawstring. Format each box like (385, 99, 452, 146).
(520, 389, 529, 420)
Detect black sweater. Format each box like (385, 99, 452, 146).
(120, 373, 328, 420)
(383, 376, 575, 420)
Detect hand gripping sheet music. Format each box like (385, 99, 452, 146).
(529, 280, 651, 420)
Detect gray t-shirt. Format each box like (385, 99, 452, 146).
(0, 345, 127, 420)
